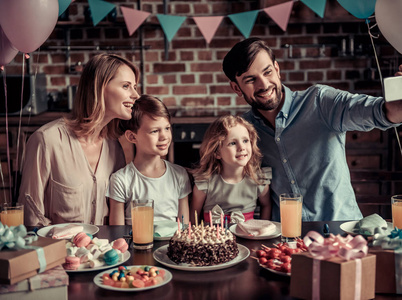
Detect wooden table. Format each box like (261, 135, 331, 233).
(65, 222, 401, 300)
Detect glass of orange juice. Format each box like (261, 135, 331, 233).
(280, 193, 303, 243)
(131, 199, 154, 250)
(0, 202, 24, 227)
(391, 195, 402, 229)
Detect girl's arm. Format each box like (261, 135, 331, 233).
(190, 185, 207, 224)
(178, 195, 190, 225)
(258, 184, 272, 220)
(109, 199, 125, 225)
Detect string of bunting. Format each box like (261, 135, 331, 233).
(58, 0, 376, 44)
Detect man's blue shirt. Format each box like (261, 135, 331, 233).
(243, 84, 399, 221)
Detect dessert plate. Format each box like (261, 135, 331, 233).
(153, 244, 250, 271)
(340, 221, 393, 236)
(93, 265, 172, 292)
(66, 251, 131, 273)
(37, 223, 99, 239)
(229, 222, 281, 240)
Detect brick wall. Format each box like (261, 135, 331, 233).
(4, 0, 402, 111)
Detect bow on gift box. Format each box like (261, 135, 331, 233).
(303, 231, 368, 300)
(211, 205, 245, 224)
(303, 231, 368, 260)
(0, 222, 47, 273)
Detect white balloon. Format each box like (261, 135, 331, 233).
(375, 0, 402, 54)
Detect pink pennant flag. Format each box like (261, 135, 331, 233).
(263, 1, 294, 32)
(121, 6, 151, 36)
(193, 16, 224, 44)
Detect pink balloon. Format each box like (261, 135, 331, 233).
(0, 0, 59, 53)
(0, 26, 19, 66)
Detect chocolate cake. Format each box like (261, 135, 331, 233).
(167, 224, 239, 266)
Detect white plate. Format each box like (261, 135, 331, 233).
(229, 222, 281, 240)
(153, 244, 250, 271)
(37, 223, 99, 239)
(93, 265, 172, 292)
(66, 251, 131, 273)
(154, 235, 172, 241)
(340, 220, 393, 236)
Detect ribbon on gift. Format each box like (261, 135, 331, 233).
(303, 231, 368, 300)
(210, 205, 246, 224)
(0, 222, 47, 273)
(373, 227, 402, 294)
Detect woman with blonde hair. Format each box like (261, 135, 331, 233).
(19, 53, 140, 226)
(190, 115, 272, 224)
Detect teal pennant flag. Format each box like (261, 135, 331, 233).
(58, 0, 71, 17)
(88, 0, 116, 26)
(300, 0, 327, 18)
(228, 10, 259, 39)
(156, 14, 186, 42)
(337, 0, 376, 19)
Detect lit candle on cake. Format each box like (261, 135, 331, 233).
(225, 216, 228, 235)
(209, 211, 212, 226)
(195, 210, 198, 227)
(216, 224, 220, 239)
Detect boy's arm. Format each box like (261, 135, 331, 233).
(109, 199, 125, 225)
(190, 185, 207, 224)
(178, 195, 190, 225)
(258, 185, 272, 220)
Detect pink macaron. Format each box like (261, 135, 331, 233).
(73, 232, 91, 248)
(63, 256, 81, 270)
(112, 238, 129, 253)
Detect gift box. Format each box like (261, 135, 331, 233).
(290, 252, 376, 300)
(0, 265, 68, 300)
(369, 248, 398, 294)
(290, 231, 376, 300)
(0, 237, 67, 285)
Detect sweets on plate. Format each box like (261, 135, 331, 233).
(252, 240, 308, 275)
(63, 256, 81, 270)
(63, 232, 128, 270)
(73, 232, 91, 248)
(101, 265, 165, 289)
(167, 224, 239, 266)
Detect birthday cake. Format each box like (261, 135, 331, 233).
(167, 224, 239, 266)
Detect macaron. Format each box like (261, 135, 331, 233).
(103, 249, 119, 265)
(73, 232, 91, 248)
(63, 256, 81, 270)
(112, 238, 129, 253)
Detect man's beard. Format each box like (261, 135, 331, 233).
(246, 85, 283, 111)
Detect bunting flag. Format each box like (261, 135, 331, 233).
(193, 16, 224, 44)
(337, 0, 376, 19)
(228, 10, 259, 39)
(121, 6, 150, 36)
(263, 1, 294, 32)
(58, 0, 72, 17)
(88, 0, 116, 26)
(300, 0, 327, 18)
(50, 0, 375, 45)
(156, 14, 186, 42)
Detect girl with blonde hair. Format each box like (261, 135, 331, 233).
(190, 115, 272, 224)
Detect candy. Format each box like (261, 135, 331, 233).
(101, 266, 165, 289)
